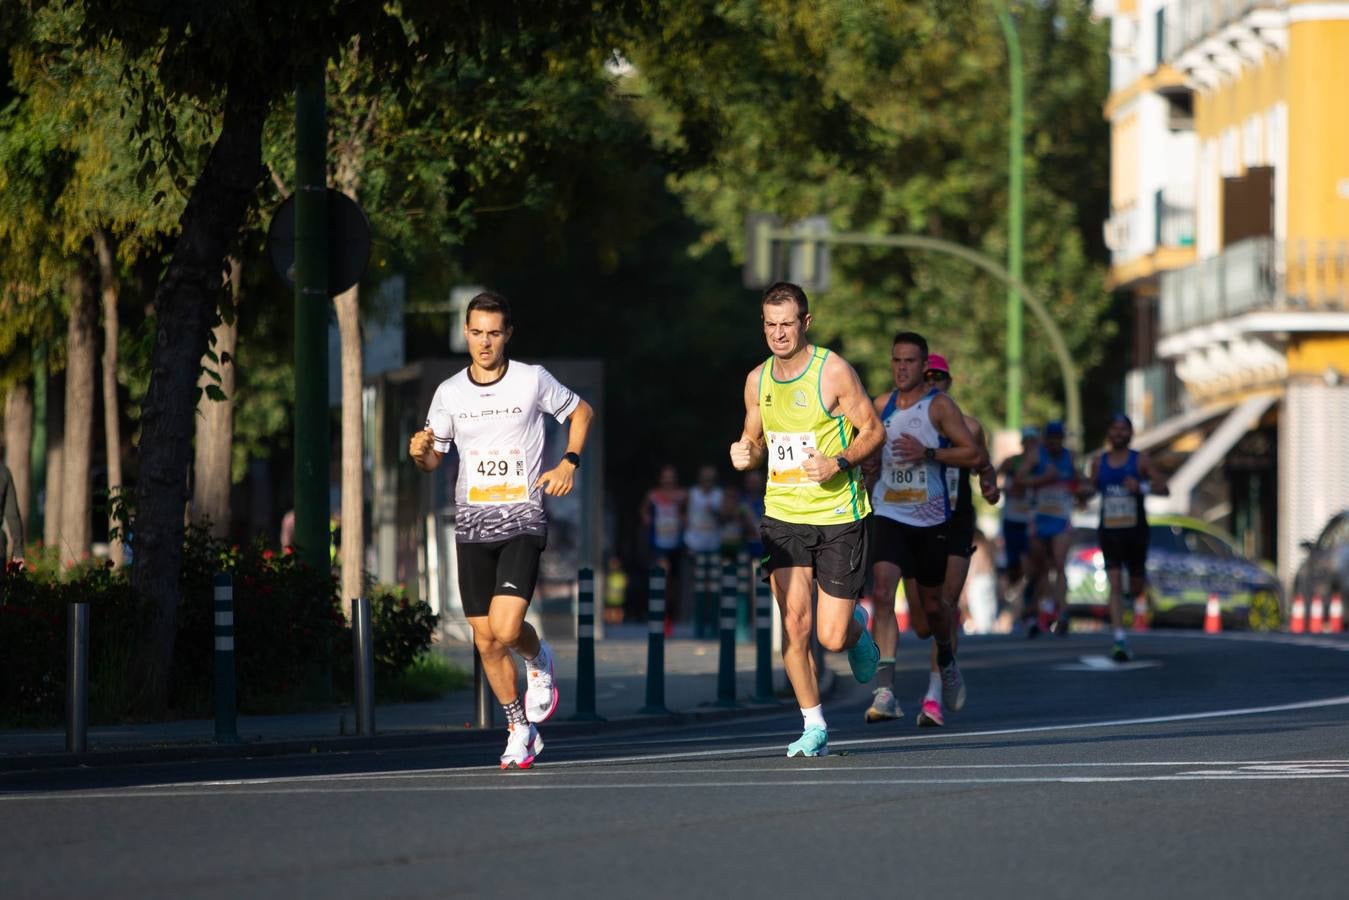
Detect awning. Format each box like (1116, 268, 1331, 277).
(1133, 400, 1238, 452)
(1150, 393, 1279, 514)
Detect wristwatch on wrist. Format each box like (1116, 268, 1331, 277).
(834, 455, 851, 472)
(562, 451, 581, 468)
(924, 447, 937, 461)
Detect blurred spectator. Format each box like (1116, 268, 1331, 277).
(603, 553, 628, 625)
(961, 528, 999, 635)
(640, 463, 687, 631)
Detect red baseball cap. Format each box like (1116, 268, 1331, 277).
(925, 353, 951, 376)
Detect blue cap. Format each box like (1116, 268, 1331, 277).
(1044, 420, 1065, 436)
(1110, 413, 1133, 429)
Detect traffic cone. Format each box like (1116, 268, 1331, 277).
(1290, 594, 1307, 634)
(1327, 594, 1344, 634)
(1204, 593, 1222, 633)
(1131, 594, 1150, 632)
(1309, 594, 1325, 634)
(895, 584, 910, 633)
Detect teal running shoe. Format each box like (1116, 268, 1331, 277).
(847, 605, 880, 683)
(786, 725, 829, 757)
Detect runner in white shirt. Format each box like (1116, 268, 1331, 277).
(409, 291, 593, 769)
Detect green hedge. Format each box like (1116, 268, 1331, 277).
(0, 528, 440, 726)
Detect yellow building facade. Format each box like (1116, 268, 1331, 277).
(1100, 0, 1349, 589)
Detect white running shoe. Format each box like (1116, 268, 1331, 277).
(525, 640, 559, 723)
(864, 686, 903, 723)
(499, 723, 543, 770)
(940, 658, 967, 712)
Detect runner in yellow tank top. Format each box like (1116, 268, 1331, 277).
(729, 281, 885, 758)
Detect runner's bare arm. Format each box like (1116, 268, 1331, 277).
(1138, 451, 1169, 496)
(969, 416, 1000, 503)
(408, 428, 443, 472)
(802, 354, 883, 482)
(730, 366, 766, 472)
(535, 397, 594, 496)
(897, 393, 981, 468)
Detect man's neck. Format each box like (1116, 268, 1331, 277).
(469, 359, 508, 384)
(772, 345, 814, 380)
(895, 384, 929, 409)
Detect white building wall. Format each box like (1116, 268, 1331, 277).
(1279, 381, 1349, 590)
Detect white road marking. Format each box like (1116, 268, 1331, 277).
(1056, 655, 1163, 671)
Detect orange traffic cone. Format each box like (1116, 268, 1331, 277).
(1309, 594, 1325, 634)
(1131, 594, 1150, 632)
(1204, 593, 1222, 633)
(1290, 594, 1307, 634)
(895, 585, 910, 634)
(1328, 594, 1344, 634)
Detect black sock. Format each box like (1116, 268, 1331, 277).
(936, 640, 954, 669)
(503, 698, 528, 727)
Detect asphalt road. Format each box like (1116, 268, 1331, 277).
(6, 630, 1349, 899)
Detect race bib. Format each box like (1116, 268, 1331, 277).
(945, 466, 961, 503)
(1102, 491, 1138, 529)
(767, 431, 817, 486)
(653, 507, 680, 546)
(1037, 486, 1069, 518)
(883, 462, 928, 505)
(465, 447, 528, 505)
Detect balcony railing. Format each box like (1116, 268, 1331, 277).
(1161, 0, 1284, 65)
(1159, 237, 1349, 336)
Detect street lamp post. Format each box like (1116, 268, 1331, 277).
(997, 2, 1025, 433)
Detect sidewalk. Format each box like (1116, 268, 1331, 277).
(0, 625, 842, 772)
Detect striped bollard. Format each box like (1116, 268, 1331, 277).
(572, 568, 604, 721)
(735, 552, 752, 643)
(639, 566, 670, 714)
(214, 573, 239, 743)
(716, 562, 739, 707)
(752, 563, 776, 703)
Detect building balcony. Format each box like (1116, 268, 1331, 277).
(1158, 237, 1349, 398)
(1161, 0, 1287, 87)
(1105, 188, 1197, 289)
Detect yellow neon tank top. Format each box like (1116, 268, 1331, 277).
(759, 347, 871, 525)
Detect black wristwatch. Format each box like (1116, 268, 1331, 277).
(562, 451, 581, 468)
(834, 455, 851, 472)
(924, 447, 937, 461)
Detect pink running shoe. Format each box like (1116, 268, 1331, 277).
(916, 698, 945, 728)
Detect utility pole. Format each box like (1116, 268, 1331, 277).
(294, 64, 331, 572)
(998, 3, 1025, 432)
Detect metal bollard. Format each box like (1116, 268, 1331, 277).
(639, 566, 670, 714)
(473, 649, 493, 729)
(213, 574, 239, 743)
(65, 601, 89, 754)
(352, 596, 375, 736)
(753, 564, 776, 703)
(735, 552, 751, 643)
(692, 552, 710, 638)
(716, 562, 739, 707)
(572, 568, 604, 721)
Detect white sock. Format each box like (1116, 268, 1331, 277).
(925, 672, 941, 703)
(801, 705, 827, 731)
(1113, 629, 1126, 643)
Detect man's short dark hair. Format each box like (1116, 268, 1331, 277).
(762, 281, 809, 317)
(466, 291, 513, 330)
(892, 331, 928, 360)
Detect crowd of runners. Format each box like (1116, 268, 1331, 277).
(409, 281, 1169, 766)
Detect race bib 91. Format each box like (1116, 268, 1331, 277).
(767, 431, 817, 486)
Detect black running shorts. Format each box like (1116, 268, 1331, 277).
(759, 515, 870, 600)
(946, 508, 976, 559)
(455, 533, 547, 617)
(1098, 527, 1148, 584)
(870, 513, 948, 587)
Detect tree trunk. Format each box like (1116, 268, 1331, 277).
(94, 229, 125, 566)
(59, 256, 98, 568)
(334, 283, 363, 618)
(43, 370, 64, 551)
(131, 78, 268, 712)
(3, 381, 34, 547)
(192, 258, 240, 538)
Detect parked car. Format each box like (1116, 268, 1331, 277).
(1293, 510, 1349, 602)
(1065, 514, 1283, 630)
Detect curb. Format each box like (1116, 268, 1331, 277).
(0, 671, 840, 774)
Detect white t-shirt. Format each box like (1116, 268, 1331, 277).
(424, 360, 579, 543)
(684, 486, 724, 553)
